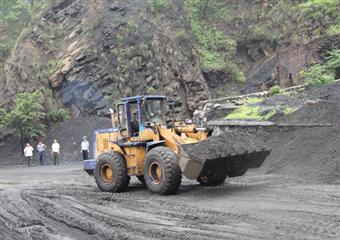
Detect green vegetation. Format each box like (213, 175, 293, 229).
(226, 105, 297, 121)
(283, 107, 297, 115)
(0, 0, 53, 61)
(146, 86, 157, 94)
(147, 0, 169, 13)
(184, 0, 245, 82)
(300, 49, 340, 86)
(0, 91, 46, 145)
(229, 64, 246, 83)
(269, 85, 281, 96)
(298, 0, 340, 36)
(1, 91, 71, 146)
(226, 97, 297, 121)
(226, 106, 262, 120)
(47, 109, 71, 122)
(226, 105, 279, 121)
(240, 97, 264, 104)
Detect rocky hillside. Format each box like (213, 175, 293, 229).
(0, 0, 339, 115)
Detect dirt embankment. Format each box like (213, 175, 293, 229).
(212, 81, 340, 184)
(260, 81, 340, 183)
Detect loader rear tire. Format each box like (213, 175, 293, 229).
(94, 152, 129, 192)
(144, 147, 182, 195)
(197, 174, 227, 186)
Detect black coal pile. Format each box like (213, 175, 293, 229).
(261, 81, 340, 183)
(182, 131, 270, 161)
(181, 130, 271, 178)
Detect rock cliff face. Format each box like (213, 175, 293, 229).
(1, 0, 339, 115)
(0, 0, 209, 114)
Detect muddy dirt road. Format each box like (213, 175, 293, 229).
(0, 164, 339, 240)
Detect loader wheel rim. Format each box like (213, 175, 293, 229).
(148, 162, 163, 184)
(101, 164, 113, 183)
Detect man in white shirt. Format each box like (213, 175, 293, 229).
(51, 139, 60, 165)
(81, 136, 90, 160)
(23, 143, 34, 167)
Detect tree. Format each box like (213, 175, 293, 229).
(3, 91, 46, 149)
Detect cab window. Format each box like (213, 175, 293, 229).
(144, 100, 165, 124)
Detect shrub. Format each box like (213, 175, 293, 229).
(146, 86, 157, 94)
(228, 64, 246, 83)
(47, 109, 71, 122)
(269, 85, 280, 96)
(301, 65, 334, 86)
(300, 49, 340, 86)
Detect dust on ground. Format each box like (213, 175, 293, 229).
(1, 164, 339, 240)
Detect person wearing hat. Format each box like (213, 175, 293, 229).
(81, 136, 90, 160)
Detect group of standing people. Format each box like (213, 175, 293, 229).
(23, 136, 89, 167)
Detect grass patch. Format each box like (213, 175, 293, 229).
(226, 104, 297, 121)
(283, 107, 297, 115)
(226, 105, 262, 120)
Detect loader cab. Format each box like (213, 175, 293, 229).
(117, 95, 168, 137)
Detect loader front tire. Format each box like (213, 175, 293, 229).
(94, 152, 129, 192)
(144, 147, 182, 195)
(197, 174, 227, 186)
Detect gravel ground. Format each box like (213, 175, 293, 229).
(1, 164, 339, 240)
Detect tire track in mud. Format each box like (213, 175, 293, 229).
(3, 183, 338, 240)
(1, 166, 339, 240)
(19, 186, 265, 240)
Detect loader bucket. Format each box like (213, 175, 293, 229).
(177, 133, 271, 180)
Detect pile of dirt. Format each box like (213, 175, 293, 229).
(305, 80, 340, 101)
(181, 131, 271, 178)
(0, 117, 112, 166)
(182, 131, 269, 161)
(260, 82, 340, 183)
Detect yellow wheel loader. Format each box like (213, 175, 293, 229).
(83, 95, 270, 194)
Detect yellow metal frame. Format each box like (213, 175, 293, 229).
(95, 118, 208, 176)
